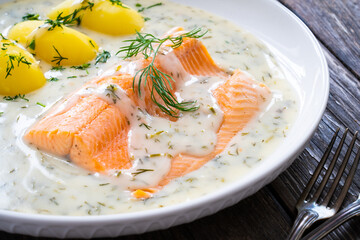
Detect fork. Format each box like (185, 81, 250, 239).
(303, 193, 360, 240)
(287, 128, 360, 240)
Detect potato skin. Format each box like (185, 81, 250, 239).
(0, 40, 46, 95)
(8, 20, 99, 66)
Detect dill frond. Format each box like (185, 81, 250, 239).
(117, 27, 207, 117)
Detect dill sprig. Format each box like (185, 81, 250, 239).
(44, 0, 94, 30)
(95, 50, 111, 64)
(51, 46, 68, 65)
(71, 63, 91, 70)
(108, 0, 128, 8)
(137, 2, 162, 12)
(0, 33, 7, 40)
(105, 84, 120, 104)
(116, 27, 207, 117)
(5, 53, 32, 78)
(3, 94, 29, 101)
(22, 13, 40, 21)
(132, 168, 154, 176)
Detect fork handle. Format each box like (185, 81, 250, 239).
(287, 210, 318, 240)
(302, 201, 360, 240)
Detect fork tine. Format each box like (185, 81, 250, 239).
(311, 129, 349, 202)
(322, 131, 358, 206)
(333, 133, 360, 211)
(297, 129, 339, 205)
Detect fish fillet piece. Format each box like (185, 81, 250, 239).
(70, 104, 131, 172)
(164, 27, 227, 77)
(24, 95, 108, 156)
(24, 27, 230, 176)
(158, 70, 271, 186)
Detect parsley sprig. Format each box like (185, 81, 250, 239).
(116, 27, 207, 117)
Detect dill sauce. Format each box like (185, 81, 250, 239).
(0, 0, 298, 215)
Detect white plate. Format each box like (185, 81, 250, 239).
(0, 0, 328, 238)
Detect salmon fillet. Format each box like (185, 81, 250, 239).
(24, 27, 271, 198)
(25, 27, 225, 173)
(164, 27, 227, 77)
(158, 70, 271, 186)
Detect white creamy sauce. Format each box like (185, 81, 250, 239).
(0, 0, 299, 215)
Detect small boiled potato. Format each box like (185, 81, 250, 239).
(8, 20, 99, 66)
(34, 25, 99, 66)
(7, 20, 43, 49)
(48, 0, 144, 35)
(47, 0, 81, 20)
(81, 1, 144, 35)
(0, 40, 46, 95)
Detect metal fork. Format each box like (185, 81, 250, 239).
(287, 128, 360, 240)
(303, 193, 360, 240)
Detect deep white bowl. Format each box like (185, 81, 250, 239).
(0, 0, 328, 238)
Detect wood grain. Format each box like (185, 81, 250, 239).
(270, 44, 360, 239)
(279, 0, 360, 79)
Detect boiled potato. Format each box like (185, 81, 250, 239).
(0, 40, 46, 95)
(8, 20, 99, 66)
(48, 0, 144, 35)
(7, 20, 43, 49)
(47, 0, 80, 19)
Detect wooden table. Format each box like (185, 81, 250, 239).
(1, 0, 359, 239)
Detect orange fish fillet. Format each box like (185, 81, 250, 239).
(164, 27, 226, 77)
(158, 70, 270, 186)
(24, 28, 224, 173)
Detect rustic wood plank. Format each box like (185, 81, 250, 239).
(279, 0, 360, 79)
(0, 186, 291, 240)
(270, 44, 360, 239)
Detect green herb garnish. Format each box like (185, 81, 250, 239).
(22, 13, 40, 21)
(44, 1, 94, 30)
(99, 183, 110, 186)
(139, 123, 151, 130)
(71, 63, 91, 70)
(51, 46, 68, 65)
(51, 66, 65, 71)
(28, 39, 36, 50)
(95, 50, 111, 64)
(108, 0, 128, 8)
(132, 168, 154, 176)
(36, 102, 46, 107)
(5, 53, 32, 78)
(117, 27, 207, 117)
(137, 2, 162, 12)
(105, 84, 120, 104)
(0, 33, 7, 40)
(47, 77, 59, 82)
(3, 94, 29, 101)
